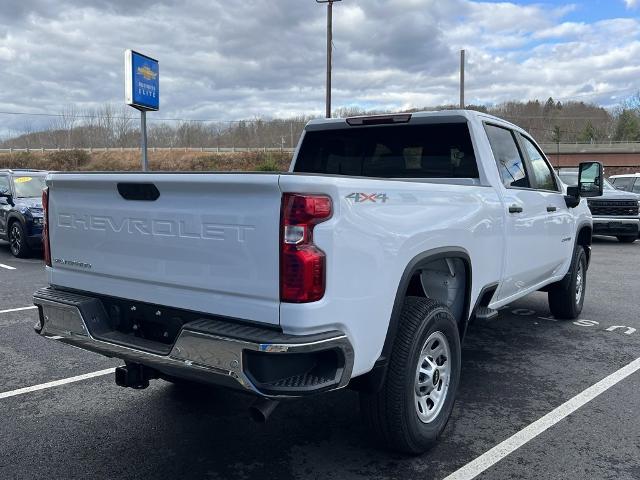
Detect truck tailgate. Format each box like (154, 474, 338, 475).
(46, 173, 282, 325)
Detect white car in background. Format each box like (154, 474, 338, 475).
(610, 173, 640, 195)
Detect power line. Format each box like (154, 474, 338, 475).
(498, 115, 612, 120)
(0, 110, 309, 124)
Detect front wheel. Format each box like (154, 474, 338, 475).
(9, 222, 31, 258)
(548, 246, 586, 319)
(360, 297, 461, 454)
(616, 235, 637, 244)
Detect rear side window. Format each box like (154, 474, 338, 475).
(612, 177, 634, 191)
(0, 176, 9, 194)
(484, 124, 530, 189)
(520, 135, 558, 191)
(294, 123, 479, 178)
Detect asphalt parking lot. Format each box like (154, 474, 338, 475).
(0, 238, 638, 480)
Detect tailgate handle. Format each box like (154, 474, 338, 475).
(117, 183, 160, 201)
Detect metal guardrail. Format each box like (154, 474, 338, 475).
(539, 143, 640, 154)
(0, 147, 296, 153)
(1, 144, 639, 155)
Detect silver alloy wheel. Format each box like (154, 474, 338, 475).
(9, 224, 21, 256)
(414, 331, 451, 424)
(575, 261, 584, 305)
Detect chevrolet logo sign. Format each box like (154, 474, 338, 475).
(137, 65, 157, 81)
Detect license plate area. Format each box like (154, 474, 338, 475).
(87, 295, 209, 355)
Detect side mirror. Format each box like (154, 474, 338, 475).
(563, 162, 604, 208)
(0, 191, 13, 205)
(578, 161, 604, 198)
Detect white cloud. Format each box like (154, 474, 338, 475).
(0, 0, 638, 132)
(624, 0, 639, 9)
(533, 22, 589, 40)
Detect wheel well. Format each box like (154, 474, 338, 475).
(576, 225, 592, 265)
(397, 251, 472, 343)
(406, 257, 468, 336)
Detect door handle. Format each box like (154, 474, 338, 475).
(547, 206, 557, 212)
(508, 205, 523, 214)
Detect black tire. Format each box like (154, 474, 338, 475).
(360, 297, 461, 454)
(548, 246, 586, 319)
(8, 221, 31, 258)
(616, 236, 636, 244)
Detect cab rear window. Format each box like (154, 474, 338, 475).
(294, 123, 479, 179)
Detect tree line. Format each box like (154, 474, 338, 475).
(2, 95, 640, 150)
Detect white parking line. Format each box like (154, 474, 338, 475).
(0, 263, 16, 270)
(443, 357, 640, 480)
(0, 305, 37, 314)
(0, 368, 115, 400)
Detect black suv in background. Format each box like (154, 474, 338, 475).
(558, 169, 640, 243)
(0, 169, 48, 257)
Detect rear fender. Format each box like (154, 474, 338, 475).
(350, 247, 472, 393)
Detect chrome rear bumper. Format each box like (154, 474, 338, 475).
(33, 287, 354, 398)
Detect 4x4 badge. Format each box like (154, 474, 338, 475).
(346, 193, 389, 203)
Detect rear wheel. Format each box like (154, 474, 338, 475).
(9, 221, 31, 258)
(548, 246, 586, 319)
(360, 297, 461, 454)
(616, 235, 637, 244)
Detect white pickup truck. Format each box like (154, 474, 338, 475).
(34, 110, 603, 454)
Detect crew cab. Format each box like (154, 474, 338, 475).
(0, 169, 47, 257)
(558, 169, 639, 243)
(33, 111, 602, 454)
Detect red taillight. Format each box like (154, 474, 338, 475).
(280, 193, 332, 303)
(42, 187, 51, 267)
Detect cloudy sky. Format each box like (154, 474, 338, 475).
(0, 0, 638, 131)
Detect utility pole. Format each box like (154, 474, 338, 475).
(290, 121, 294, 149)
(552, 125, 562, 169)
(460, 49, 465, 109)
(317, 0, 341, 118)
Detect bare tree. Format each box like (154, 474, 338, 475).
(59, 105, 78, 148)
(114, 105, 134, 147)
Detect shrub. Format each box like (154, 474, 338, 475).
(0, 149, 293, 172)
(0, 151, 41, 169)
(46, 150, 91, 170)
(253, 152, 288, 172)
(254, 161, 281, 172)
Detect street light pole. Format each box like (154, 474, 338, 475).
(317, 0, 341, 118)
(460, 49, 465, 109)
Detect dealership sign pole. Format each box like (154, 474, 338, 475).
(124, 50, 159, 171)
